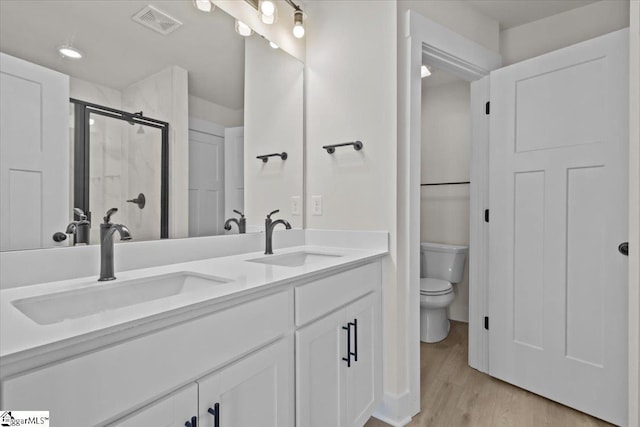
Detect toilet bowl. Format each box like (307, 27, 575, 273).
(419, 243, 468, 343)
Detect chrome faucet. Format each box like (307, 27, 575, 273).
(65, 208, 91, 246)
(264, 209, 291, 255)
(224, 210, 246, 234)
(99, 208, 132, 281)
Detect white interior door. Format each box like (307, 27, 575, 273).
(0, 53, 69, 250)
(224, 126, 244, 224)
(489, 29, 629, 425)
(188, 129, 224, 237)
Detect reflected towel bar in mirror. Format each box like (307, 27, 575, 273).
(257, 152, 288, 162)
(420, 181, 470, 186)
(323, 141, 363, 154)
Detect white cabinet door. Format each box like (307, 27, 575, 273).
(197, 338, 293, 427)
(489, 29, 629, 425)
(108, 383, 197, 427)
(296, 308, 347, 427)
(345, 293, 381, 427)
(0, 53, 69, 251)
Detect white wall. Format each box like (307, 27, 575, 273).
(421, 79, 471, 322)
(189, 95, 243, 128)
(399, 0, 500, 52)
(123, 66, 190, 239)
(244, 36, 303, 229)
(629, 2, 639, 426)
(304, 0, 399, 408)
(500, 0, 630, 65)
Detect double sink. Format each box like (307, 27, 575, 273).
(11, 251, 343, 325)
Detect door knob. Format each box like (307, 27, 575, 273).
(126, 193, 146, 209)
(618, 242, 628, 256)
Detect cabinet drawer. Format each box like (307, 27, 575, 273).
(295, 262, 380, 326)
(1, 291, 291, 427)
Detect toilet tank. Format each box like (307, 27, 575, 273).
(420, 242, 468, 283)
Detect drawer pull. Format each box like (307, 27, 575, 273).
(185, 416, 197, 427)
(208, 403, 220, 427)
(351, 318, 358, 362)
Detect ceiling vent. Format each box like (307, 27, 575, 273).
(243, 0, 259, 10)
(132, 5, 183, 36)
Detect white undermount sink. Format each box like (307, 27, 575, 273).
(247, 251, 343, 267)
(11, 272, 231, 325)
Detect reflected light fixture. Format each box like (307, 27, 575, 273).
(269, 41, 279, 49)
(192, 0, 212, 12)
(260, 0, 276, 24)
(284, 0, 304, 38)
(235, 20, 253, 37)
(58, 45, 82, 59)
(292, 9, 304, 38)
(421, 65, 431, 78)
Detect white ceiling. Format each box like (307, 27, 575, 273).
(465, 0, 600, 29)
(422, 66, 465, 88)
(0, 1, 247, 110)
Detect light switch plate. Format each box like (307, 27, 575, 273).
(311, 195, 322, 216)
(291, 196, 301, 216)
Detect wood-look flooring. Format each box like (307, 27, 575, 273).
(365, 321, 614, 427)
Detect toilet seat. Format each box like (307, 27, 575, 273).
(420, 278, 453, 296)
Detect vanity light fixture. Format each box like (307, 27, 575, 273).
(235, 20, 253, 37)
(269, 41, 279, 49)
(192, 0, 213, 12)
(260, 0, 276, 24)
(58, 45, 83, 59)
(284, 0, 305, 38)
(421, 65, 431, 78)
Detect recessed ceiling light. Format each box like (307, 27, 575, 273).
(58, 45, 82, 59)
(421, 65, 431, 78)
(269, 41, 279, 49)
(235, 20, 253, 37)
(192, 0, 212, 12)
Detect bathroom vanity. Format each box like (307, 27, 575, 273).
(0, 241, 385, 427)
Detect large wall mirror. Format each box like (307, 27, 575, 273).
(0, 0, 303, 251)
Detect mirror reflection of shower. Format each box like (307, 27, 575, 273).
(70, 99, 169, 244)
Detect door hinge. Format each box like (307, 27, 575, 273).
(484, 209, 489, 223)
(485, 101, 490, 115)
(484, 316, 489, 330)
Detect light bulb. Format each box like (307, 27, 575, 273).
(58, 45, 82, 59)
(269, 41, 279, 49)
(292, 10, 304, 38)
(260, 1, 275, 16)
(261, 13, 276, 24)
(421, 65, 431, 78)
(192, 0, 212, 12)
(293, 23, 305, 38)
(235, 20, 253, 37)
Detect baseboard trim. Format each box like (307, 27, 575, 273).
(372, 391, 414, 427)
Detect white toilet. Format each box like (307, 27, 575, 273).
(420, 242, 468, 343)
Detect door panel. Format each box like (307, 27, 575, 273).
(0, 53, 69, 250)
(489, 29, 629, 425)
(108, 384, 197, 427)
(296, 309, 347, 427)
(346, 293, 381, 427)
(188, 129, 224, 237)
(198, 338, 293, 427)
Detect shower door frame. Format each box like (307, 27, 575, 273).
(70, 98, 169, 238)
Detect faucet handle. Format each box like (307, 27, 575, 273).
(233, 209, 245, 218)
(267, 209, 279, 219)
(104, 208, 118, 224)
(73, 207, 87, 220)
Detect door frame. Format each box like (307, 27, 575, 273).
(400, 10, 502, 417)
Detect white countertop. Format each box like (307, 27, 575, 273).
(0, 245, 387, 366)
